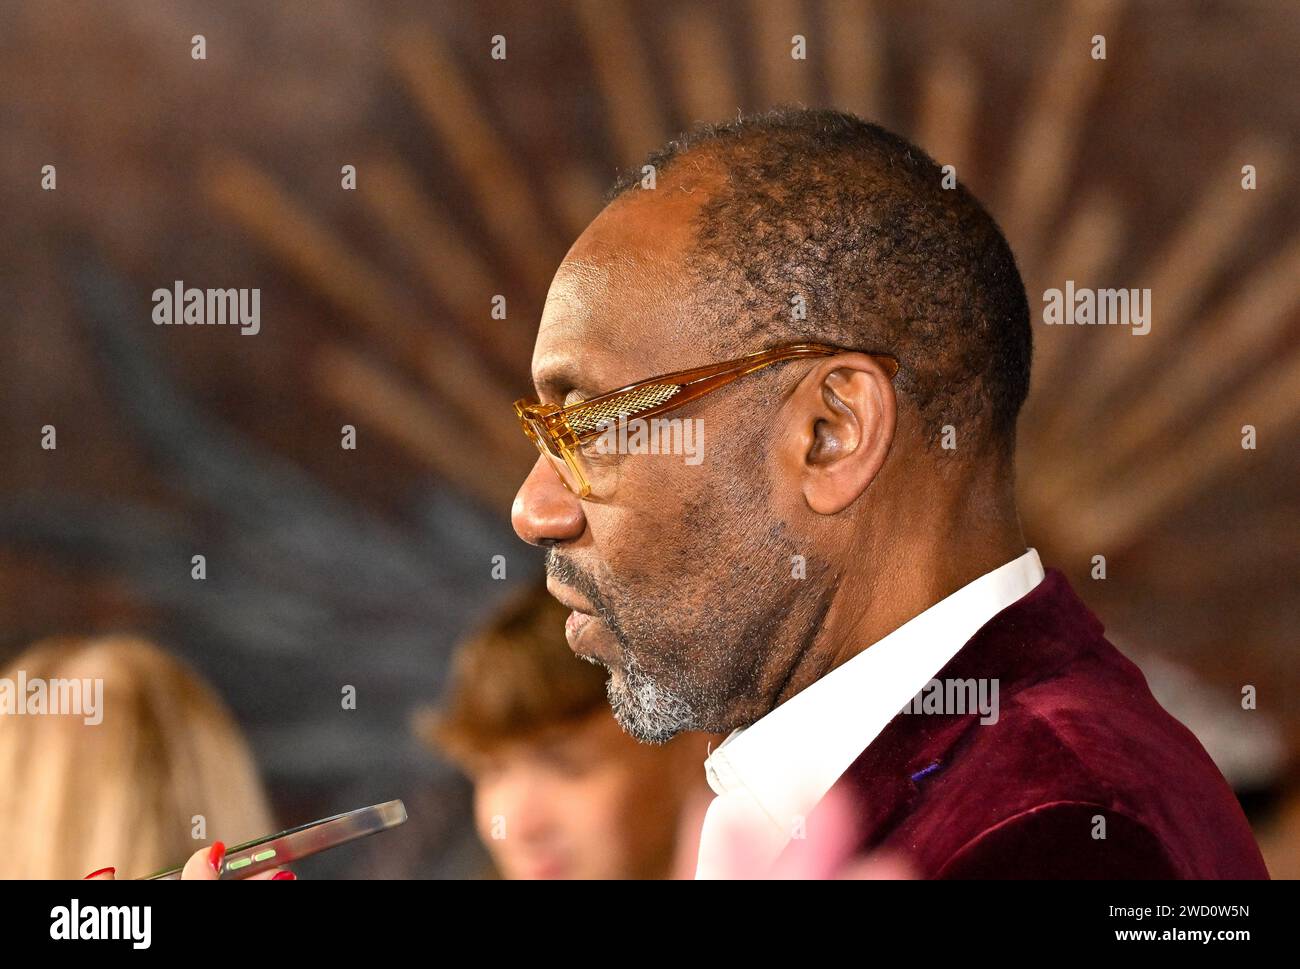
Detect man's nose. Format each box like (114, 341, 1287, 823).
(512, 455, 586, 546)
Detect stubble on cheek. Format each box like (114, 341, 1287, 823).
(568, 415, 807, 735)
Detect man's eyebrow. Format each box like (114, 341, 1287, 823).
(533, 362, 593, 400)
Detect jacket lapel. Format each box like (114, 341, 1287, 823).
(771, 568, 1102, 871)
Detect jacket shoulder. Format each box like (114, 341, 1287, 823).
(884, 666, 1269, 878)
(935, 800, 1181, 879)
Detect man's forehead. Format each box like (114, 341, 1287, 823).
(531, 265, 652, 396)
(537, 253, 636, 334)
(532, 194, 708, 394)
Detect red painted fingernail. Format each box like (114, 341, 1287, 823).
(271, 870, 296, 880)
(208, 841, 226, 874)
(83, 866, 115, 879)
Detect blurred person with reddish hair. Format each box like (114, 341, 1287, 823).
(0, 635, 275, 880)
(417, 583, 714, 879)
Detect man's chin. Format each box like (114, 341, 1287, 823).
(609, 705, 679, 746)
(605, 667, 695, 746)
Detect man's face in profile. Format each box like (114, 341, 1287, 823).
(513, 180, 832, 745)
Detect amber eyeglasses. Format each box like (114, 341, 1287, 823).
(513, 343, 899, 498)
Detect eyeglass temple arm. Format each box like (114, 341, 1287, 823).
(655, 344, 845, 387)
(552, 345, 897, 441)
(564, 345, 838, 417)
(559, 346, 862, 440)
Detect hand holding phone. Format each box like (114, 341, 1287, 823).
(84, 799, 408, 881)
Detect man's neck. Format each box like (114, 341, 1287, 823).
(772, 513, 1027, 708)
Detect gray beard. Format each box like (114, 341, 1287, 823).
(594, 650, 697, 745)
(554, 520, 832, 744)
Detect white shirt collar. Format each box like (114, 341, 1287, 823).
(694, 548, 1045, 878)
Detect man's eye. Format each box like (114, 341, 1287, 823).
(578, 437, 618, 461)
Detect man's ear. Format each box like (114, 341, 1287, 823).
(781, 354, 896, 515)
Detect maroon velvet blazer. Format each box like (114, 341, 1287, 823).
(779, 568, 1270, 879)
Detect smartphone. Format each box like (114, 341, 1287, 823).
(139, 799, 408, 880)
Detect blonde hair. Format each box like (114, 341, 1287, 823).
(0, 635, 273, 879)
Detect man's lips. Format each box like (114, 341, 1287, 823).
(547, 581, 605, 655)
(565, 609, 594, 639)
(547, 579, 595, 618)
